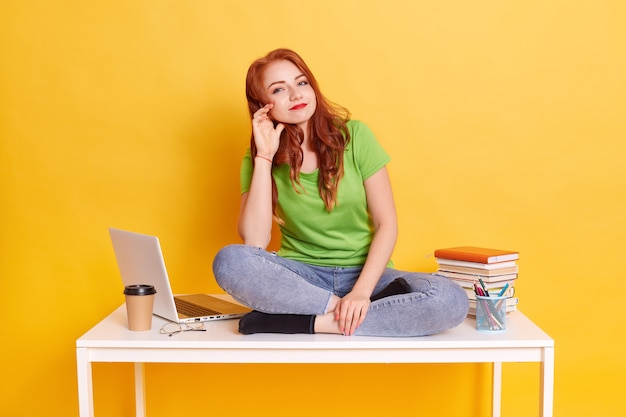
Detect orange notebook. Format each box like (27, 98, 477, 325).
(434, 246, 519, 264)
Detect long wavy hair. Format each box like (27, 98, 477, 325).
(245, 48, 351, 216)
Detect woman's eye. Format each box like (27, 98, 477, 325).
(298, 80, 309, 86)
(272, 87, 284, 94)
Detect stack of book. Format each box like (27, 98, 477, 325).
(434, 246, 520, 316)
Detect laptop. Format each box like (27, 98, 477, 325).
(109, 227, 251, 323)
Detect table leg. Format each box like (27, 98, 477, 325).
(540, 347, 555, 417)
(76, 348, 94, 417)
(492, 362, 502, 417)
(134, 363, 146, 417)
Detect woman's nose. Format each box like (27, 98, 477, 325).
(290, 88, 302, 100)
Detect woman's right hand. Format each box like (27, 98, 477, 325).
(252, 104, 284, 160)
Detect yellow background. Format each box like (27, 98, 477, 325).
(1, 1, 625, 416)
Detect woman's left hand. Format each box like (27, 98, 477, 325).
(334, 292, 371, 336)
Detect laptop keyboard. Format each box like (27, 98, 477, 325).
(174, 297, 220, 317)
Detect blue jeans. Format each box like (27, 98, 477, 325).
(212, 244, 468, 337)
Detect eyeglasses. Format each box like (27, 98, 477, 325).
(160, 322, 206, 337)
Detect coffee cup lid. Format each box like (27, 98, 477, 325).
(124, 284, 157, 296)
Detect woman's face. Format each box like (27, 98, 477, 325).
(262, 60, 317, 130)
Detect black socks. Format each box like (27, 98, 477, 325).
(238, 277, 412, 335)
(370, 277, 411, 301)
(238, 311, 316, 335)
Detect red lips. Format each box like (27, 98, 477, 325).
(289, 103, 307, 110)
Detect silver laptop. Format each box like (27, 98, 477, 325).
(109, 227, 251, 323)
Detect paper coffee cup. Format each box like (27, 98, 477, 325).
(123, 284, 157, 331)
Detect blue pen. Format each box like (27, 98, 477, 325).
(497, 282, 510, 297)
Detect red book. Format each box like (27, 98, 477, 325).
(434, 246, 519, 264)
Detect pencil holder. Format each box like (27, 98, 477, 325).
(475, 295, 507, 332)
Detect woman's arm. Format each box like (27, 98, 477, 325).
(237, 173, 273, 248)
(237, 104, 284, 247)
(334, 166, 398, 335)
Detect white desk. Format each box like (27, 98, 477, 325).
(76, 302, 554, 417)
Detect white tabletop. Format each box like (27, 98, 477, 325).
(77, 301, 553, 352)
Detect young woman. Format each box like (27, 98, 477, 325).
(213, 48, 468, 336)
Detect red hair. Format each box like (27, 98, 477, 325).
(245, 48, 350, 215)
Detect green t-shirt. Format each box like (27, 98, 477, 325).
(240, 120, 391, 267)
